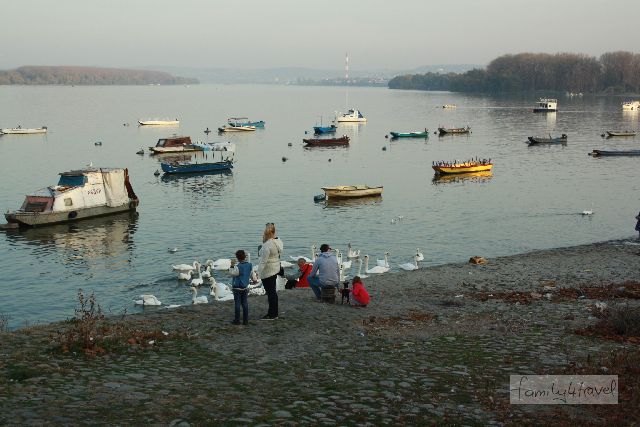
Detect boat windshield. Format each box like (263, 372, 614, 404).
(57, 175, 87, 187)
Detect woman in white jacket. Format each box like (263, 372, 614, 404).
(258, 223, 284, 320)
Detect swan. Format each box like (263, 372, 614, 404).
(190, 262, 204, 287)
(211, 258, 232, 270)
(168, 247, 178, 253)
(356, 257, 369, 279)
(280, 260, 295, 268)
(581, 203, 594, 215)
(201, 262, 213, 280)
(289, 245, 316, 263)
(134, 294, 162, 306)
(376, 252, 390, 268)
(399, 254, 419, 271)
(190, 286, 208, 304)
(365, 255, 389, 274)
(172, 260, 198, 273)
(415, 248, 424, 262)
(347, 243, 360, 258)
(247, 281, 266, 296)
(335, 249, 351, 269)
(210, 281, 234, 301)
(177, 270, 192, 281)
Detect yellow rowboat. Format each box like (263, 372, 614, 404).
(321, 185, 383, 199)
(432, 161, 493, 175)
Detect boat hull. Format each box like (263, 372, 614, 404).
(432, 164, 493, 175)
(321, 185, 383, 199)
(390, 131, 429, 138)
(589, 150, 640, 157)
(313, 126, 337, 134)
(5, 201, 138, 228)
(438, 126, 471, 135)
(303, 136, 349, 146)
(527, 135, 567, 144)
(606, 131, 636, 137)
(1, 127, 47, 134)
(160, 161, 234, 174)
(532, 108, 557, 113)
(229, 120, 265, 128)
(218, 125, 256, 132)
(149, 146, 199, 154)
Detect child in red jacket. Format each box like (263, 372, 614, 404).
(351, 276, 370, 307)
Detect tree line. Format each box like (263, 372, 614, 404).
(0, 66, 198, 85)
(389, 51, 640, 94)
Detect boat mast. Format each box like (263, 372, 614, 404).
(345, 52, 349, 109)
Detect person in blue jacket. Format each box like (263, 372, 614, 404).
(229, 249, 257, 325)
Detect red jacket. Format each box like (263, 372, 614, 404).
(352, 282, 370, 305)
(296, 263, 313, 288)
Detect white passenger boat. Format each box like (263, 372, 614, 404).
(138, 119, 179, 126)
(533, 98, 557, 112)
(622, 100, 640, 111)
(5, 167, 139, 227)
(1, 126, 47, 135)
(336, 109, 367, 123)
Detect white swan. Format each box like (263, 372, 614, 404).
(172, 260, 198, 273)
(211, 258, 232, 270)
(190, 262, 204, 287)
(201, 263, 212, 280)
(289, 245, 316, 263)
(134, 294, 162, 306)
(360, 255, 389, 277)
(190, 286, 208, 304)
(399, 254, 419, 271)
(210, 281, 234, 301)
(347, 243, 360, 258)
(335, 249, 351, 269)
(415, 248, 424, 262)
(356, 257, 369, 279)
(280, 260, 295, 268)
(365, 255, 389, 274)
(177, 270, 192, 281)
(376, 252, 390, 268)
(247, 281, 266, 296)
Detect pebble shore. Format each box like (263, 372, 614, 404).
(1, 239, 639, 425)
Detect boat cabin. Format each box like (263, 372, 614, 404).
(533, 98, 557, 112)
(154, 136, 191, 148)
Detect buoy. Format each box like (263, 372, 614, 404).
(304, 131, 308, 134)
(282, 157, 288, 162)
(287, 142, 292, 147)
(313, 194, 326, 203)
(204, 128, 211, 134)
(385, 135, 389, 139)
(154, 170, 160, 176)
(382, 146, 387, 151)
(601, 133, 605, 138)
(95, 141, 102, 146)
(328, 158, 332, 162)
(136, 148, 144, 155)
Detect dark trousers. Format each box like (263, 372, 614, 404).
(233, 289, 248, 322)
(262, 274, 278, 317)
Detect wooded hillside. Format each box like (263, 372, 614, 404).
(389, 51, 640, 94)
(0, 66, 199, 85)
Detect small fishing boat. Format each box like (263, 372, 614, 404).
(138, 119, 180, 126)
(314, 124, 337, 134)
(5, 167, 138, 227)
(1, 126, 47, 135)
(442, 104, 457, 109)
(303, 135, 350, 147)
(532, 98, 557, 112)
(217, 124, 256, 132)
(432, 159, 493, 175)
(149, 136, 197, 154)
(227, 117, 265, 128)
(336, 109, 367, 123)
(321, 185, 383, 199)
(438, 126, 471, 135)
(161, 160, 234, 174)
(390, 130, 429, 138)
(606, 130, 636, 137)
(589, 150, 640, 157)
(622, 101, 640, 111)
(192, 141, 236, 152)
(527, 134, 568, 145)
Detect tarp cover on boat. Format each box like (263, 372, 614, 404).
(101, 169, 129, 207)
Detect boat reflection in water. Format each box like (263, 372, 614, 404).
(322, 195, 383, 209)
(5, 211, 138, 264)
(160, 169, 233, 199)
(432, 171, 493, 185)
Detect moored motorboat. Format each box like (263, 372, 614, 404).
(5, 167, 138, 227)
(442, 104, 457, 109)
(432, 159, 493, 175)
(589, 149, 640, 157)
(148, 136, 197, 154)
(321, 185, 383, 199)
(606, 130, 636, 137)
(1, 126, 47, 135)
(314, 124, 337, 134)
(622, 101, 640, 111)
(336, 109, 367, 123)
(161, 160, 234, 174)
(227, 117, 265, 128)
(527, 134, 568, 145)
(217, 124, 256, 132)
(438, 125, 471, 135)
(303, 135, 350, 147)
(138, 119, 179, 126)
(533, 98, 557, 112)
(390, 130, 429, 138)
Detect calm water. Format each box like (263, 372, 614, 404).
(1, 85, 639, 329)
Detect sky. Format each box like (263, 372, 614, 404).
(1, 0, 638, 71)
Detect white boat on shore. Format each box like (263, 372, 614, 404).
(336, 109, 367, 123)
(138, 119, 179, 126)
(1, 126, 47, 135)
(5, 167, 139, 227)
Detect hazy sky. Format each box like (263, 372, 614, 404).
(1, 0, 638, 70)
